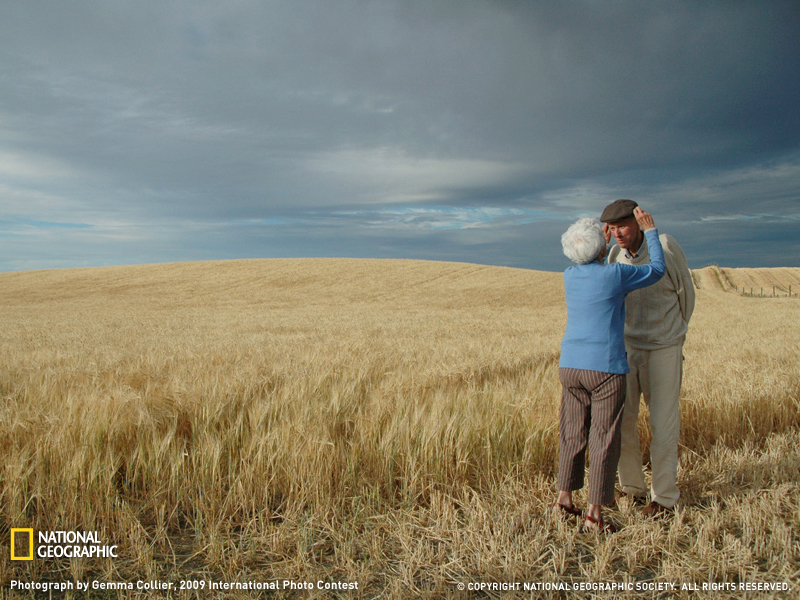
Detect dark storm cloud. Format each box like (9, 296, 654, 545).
(0, 0, 798, 271)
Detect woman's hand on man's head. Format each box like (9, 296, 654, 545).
(602, 223, 612, 245)
(634, 207, 655, 231)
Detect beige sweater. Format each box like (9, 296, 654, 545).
(608, 233, 695, 350)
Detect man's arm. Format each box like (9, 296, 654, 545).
(662, 235, 695, 325)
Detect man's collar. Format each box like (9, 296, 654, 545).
(626, 231, 645, 258)
(625, 231, 647, 259)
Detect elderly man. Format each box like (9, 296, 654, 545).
(601, 199, 695, 516)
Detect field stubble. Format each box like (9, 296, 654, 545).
(1, 259, 799, 598)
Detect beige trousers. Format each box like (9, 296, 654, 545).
(617, 343, 683, 508)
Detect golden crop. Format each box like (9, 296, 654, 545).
(1, 259, 798, 598)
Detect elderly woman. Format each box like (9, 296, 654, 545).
(554, 207, 665, 533)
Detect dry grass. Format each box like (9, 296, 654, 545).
(1, 259, 798, 599)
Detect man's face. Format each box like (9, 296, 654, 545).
(607, 216, 640, 250)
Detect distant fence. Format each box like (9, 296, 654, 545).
(703, 265, 796, 298)
(736, 284, 795, 298)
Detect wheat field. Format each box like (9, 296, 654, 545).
(1, 259, 798, 599)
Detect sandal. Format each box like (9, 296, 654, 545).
(582, 514, 618, 534)
(553, 502, 583, 520)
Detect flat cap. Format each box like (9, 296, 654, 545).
(600, 199, 638, 223)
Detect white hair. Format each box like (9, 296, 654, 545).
(561, 217, 605, 264)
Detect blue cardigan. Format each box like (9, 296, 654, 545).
(559, 229, 666, 374)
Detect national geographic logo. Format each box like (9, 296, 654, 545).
(10, 529, 34, 561)
(9, 529, 117, 560)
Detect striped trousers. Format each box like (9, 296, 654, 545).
(558, 368, 626, 506)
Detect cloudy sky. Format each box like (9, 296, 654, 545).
(1, 1, 798, 272)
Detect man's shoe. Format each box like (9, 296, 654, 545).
(642, 501, 674, 519)
(618, 491, 648, 506)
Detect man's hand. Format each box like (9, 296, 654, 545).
(634, 206, 655, 231)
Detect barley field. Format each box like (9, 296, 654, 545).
(1, 259, 798, 599)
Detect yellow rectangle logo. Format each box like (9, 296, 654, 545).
(11, 529, 34, 560)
